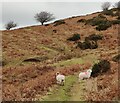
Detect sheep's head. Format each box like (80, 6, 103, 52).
(56, 72, 60, 76)
(87, 69, 92, 73)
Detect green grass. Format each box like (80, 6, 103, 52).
(39, 45, 58, 53)
(41, 75, 77, 101)
(53, 58, 83, 67)
(52, 54, 98, 67)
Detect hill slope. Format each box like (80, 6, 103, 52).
(2, 9, 119, 101)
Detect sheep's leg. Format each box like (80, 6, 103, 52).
(60, 81, 63, 86)
(79, 78, 82, 82)
(57, 81, 60, 84)
(62, 81, 65, 86)
(79, 77, 84, 81)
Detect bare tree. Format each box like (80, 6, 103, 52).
(102, 2, 111, 11)
(5, 21, 17, 30)
(114, 1, 120, 9)
(34, 11, 55, 25)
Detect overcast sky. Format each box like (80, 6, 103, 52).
(0, 1, 117, 30)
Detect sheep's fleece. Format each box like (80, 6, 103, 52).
(56, 73, 65, 85)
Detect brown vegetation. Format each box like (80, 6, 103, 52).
(2, 9, 119, 101)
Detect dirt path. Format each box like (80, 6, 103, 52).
(39, 75, 78, 101)
(69, 79, 86, 101)
(40, 73, 98, 101)
(69, 78, 98, 101)
(38, 54, 99, 101)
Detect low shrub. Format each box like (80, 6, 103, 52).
(84, 14, 118, 31)
(99, 60, 111, 73)
(77, 41, 90, 50)
(96, 21, 112, 31)
(91, 63, 101, 77)
(111, 20, 120, 25)
(54, 20, 65, 26)
(89, 40, 98, 49)
(84, 19, 92, 25)
(67, 34, 80, 41)
(98, 14, 106, 19)
(85, 34, 103, 41)
(85, 15, 107, 26)
(77, 40, 98, 50)
(102, 10, 114, 16)
(92, 20, 107, 26)
(91, 60, 111, 77)
(77, 19, 86, 23)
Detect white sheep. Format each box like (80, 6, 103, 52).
(79, 69, 92, 81)
(56, 72, 65, 86)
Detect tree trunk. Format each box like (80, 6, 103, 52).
(41, 22, 44, 25)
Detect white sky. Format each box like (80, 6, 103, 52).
(1, 0, 119, 2)
(0, 0, 119, 30)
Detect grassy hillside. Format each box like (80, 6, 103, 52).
(2, 8, 119, 101)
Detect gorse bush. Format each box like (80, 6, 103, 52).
(79, 13, 119, 31)
(67, 34, 80, 41)
(98, 14, 106, 19)
(77, 40, 98, 50)
(85, 15, 107, 26)
(89, 40, 98, 49)
(111, 20, 120, 25)
(102, 10, 114, 16)
(91, 19, 108, 26)
(54, 20, 65, 26)
(85, 34, 103, 41)
(96, 21, 112, 31)
(95, 19, 120, 31)
(93, 18, 108, 26)
(77, 19, 86, 23)
(96, 24, 109, 31)
(91, 60, 111, 77)
(99, 60, 111, 73)
(77, 41, 90, 50)
(76, 33, 103, 50)
(91, 63, 101, 77)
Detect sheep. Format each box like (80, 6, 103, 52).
(56, 72, 65, 86)
(79, 69, 92, 81)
